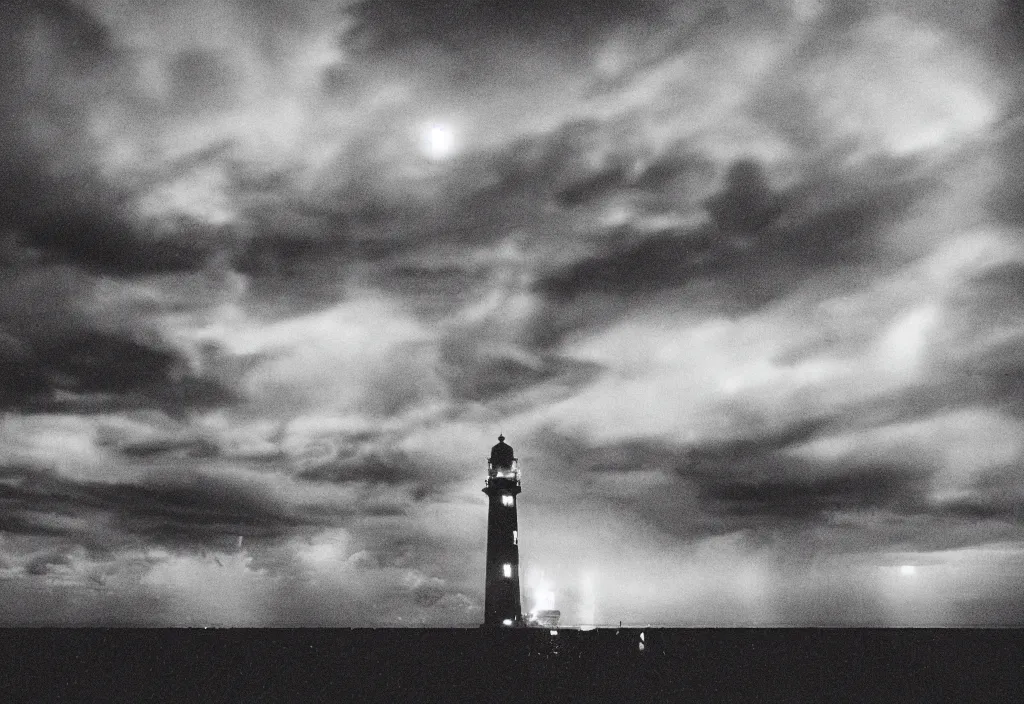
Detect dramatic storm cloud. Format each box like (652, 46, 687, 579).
(2, 0, 1024, 625)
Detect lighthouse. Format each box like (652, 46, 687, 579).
(482, 434, 523, 627)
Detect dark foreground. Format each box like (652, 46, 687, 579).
(2, 628, 1021, 702)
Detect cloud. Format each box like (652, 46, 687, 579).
(0, 0, 1023, 626)
(345, 0, 668, 61)
(535, 152, 936, 314)
(0, 312, 238, 416)
(295, 451, 422, 486)
(528, 423, 931, 537)
(0, 3, 226, 276)
(0, 463, 305, 549)
(690, 459, 930, 522)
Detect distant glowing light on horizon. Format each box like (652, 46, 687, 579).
(900, 565, 917, 577)
(298, 531, 350, 569)
(303, 543, 339, 565)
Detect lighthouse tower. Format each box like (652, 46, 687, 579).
(482, 435, 523, 627)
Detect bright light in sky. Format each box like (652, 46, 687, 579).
(423, 123, 456, 160)
(900, 565, 917, 577)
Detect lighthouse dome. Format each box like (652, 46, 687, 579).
(490, 435, 515, 468)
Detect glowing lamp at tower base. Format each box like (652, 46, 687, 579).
(527, 610, 561, 629)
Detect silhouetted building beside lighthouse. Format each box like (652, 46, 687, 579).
(482, 435, 523, 627)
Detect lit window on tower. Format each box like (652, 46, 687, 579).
(513, 530, 518, 545)
(502, 494, 514, 507)
(503, 563, 512, 578)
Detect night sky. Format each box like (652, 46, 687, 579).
(2, 0, 1024, 626)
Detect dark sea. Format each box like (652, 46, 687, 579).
(2, 628, 1020, 702)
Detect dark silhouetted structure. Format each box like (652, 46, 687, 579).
(482, 435, 523, 627)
